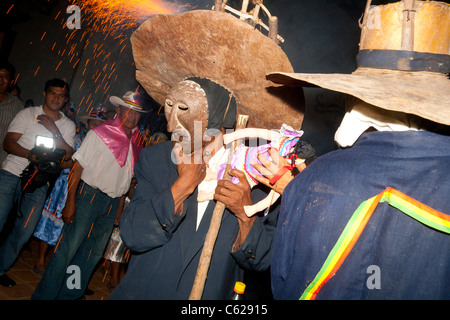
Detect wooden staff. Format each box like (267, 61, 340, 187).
(189, 114, 249, 300)
(214, 0, 224, 12)
(401, 0, 416, 51)
(359, 0, 372, 50)
(268, 16, 279, 44)
(241, 0, 250, 14)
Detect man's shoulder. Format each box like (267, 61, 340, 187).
(84, 129, 101, 142)
(58, 113, 76, 130)
(2, 94, 23, 108)
(139, 141, 174, 166)
(11, 105, 39, 121)
(141, 140, 173, 156)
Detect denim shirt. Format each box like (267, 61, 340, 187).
(271, 130, 450, 300)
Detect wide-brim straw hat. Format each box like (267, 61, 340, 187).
(130, 9, 305, 130)
(110, 91, 150, 113)
(267, 0, 450, 126)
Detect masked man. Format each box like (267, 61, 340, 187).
(109, 9, 305, 299)
(265, 1, 450, 300)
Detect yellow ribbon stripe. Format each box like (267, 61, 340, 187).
(299, 187, 450, 300)
(381, 188, 450, 233)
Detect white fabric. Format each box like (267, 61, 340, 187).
(196, 146, 229, 230)
(335, 97, 421, 148)
(72, 130, 133, 198)
(2, 106, 76, 176)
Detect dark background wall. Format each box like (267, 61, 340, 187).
(1, 0, 393, 155)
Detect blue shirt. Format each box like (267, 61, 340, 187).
(271, 130, 450, 299)
(110, 141, 279, 299)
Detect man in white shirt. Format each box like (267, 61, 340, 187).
(32, 91, 147, 300)
(0, 78, 75, 287)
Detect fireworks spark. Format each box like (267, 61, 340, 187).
(65, 1, 179, 115)
(72, 0, 178, 29)
(29, 0, 184, 137)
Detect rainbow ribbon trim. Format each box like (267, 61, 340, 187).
(299, 187, 450, 300)
(123, 99, 143, 109)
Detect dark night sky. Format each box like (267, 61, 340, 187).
(0, 0, 419, 154)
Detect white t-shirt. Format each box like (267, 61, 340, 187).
(2, 106, 76, 177)
(72, 130, 134, 198)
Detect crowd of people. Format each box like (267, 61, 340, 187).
(0, 1, 449, 301)
(0, 62, 149, 299)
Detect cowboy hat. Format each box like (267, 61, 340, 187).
(266, 0, 450, 126)
(130, 9, 305, 130)
(110, 91, 150, 113)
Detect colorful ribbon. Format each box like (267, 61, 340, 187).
(299, 187, 450, 300)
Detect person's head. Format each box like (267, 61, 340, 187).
(64, 102, 77, 121)
(109, 91, 148, 132)
(116, 105, 141, 132)
(9, 84, 20, 97)
(43, 78, 70, 112)
(165, 78, 236, 154)
(79, 105, 107, 130)
(86, 118, 104, 131)
(106, 109, 116, 120)
(0, 62, 15, 94)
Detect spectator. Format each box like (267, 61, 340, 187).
(8, 84, 21, 99)
(0, 61, 23, 166)
(0, 78, 75, 287)
(61, 101, 77, 123)
(31, 106, 107, 276)
(105, 108, 116, 120)
(31, 91, 147, 300)
(24, 99, 34, 108)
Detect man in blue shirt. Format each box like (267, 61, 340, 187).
(260, 1, 450, 300)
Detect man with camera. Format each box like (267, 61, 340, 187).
(0, 78, 75, 287)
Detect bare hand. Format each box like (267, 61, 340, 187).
(214, 169, 253, 224)
(251, 148, 306, 195)
(61, 199, 76, 225)
(27, 152, 38, 164)
(215, 169, 256, 251)
(37, 114, 59, 135)
(173, 143, 207, 193)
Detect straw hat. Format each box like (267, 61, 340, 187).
(110, 91, 150, 113)
(267, 0, 450, 126)
(130, 9, 305, 130)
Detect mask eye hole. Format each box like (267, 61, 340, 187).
(165, 99, 173, 108)
(178, 105, 188, 111)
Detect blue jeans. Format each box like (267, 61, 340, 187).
(0, 170, 48, 275)
(32, 182, 119, 300)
